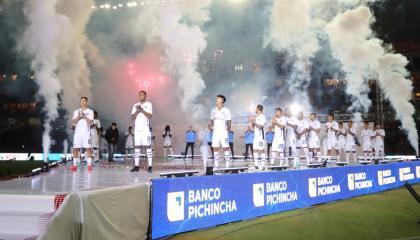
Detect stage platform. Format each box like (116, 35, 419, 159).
(0, 155, 417, 240)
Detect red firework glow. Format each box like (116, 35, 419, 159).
(125, 50, 168, 91)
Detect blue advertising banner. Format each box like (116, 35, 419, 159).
(151, 161, 420, 239)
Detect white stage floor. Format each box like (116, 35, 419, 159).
(0, 155, 413, 195)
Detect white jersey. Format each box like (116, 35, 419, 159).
(131, 101, 153, 132)
(125, 132, 134, 148)
(297, 119, 309, 141)
(373, 129, 385, 146)
(325, 121, 339, 139)
(309, 120, 321, 141)
(286, 116, 298, 141)
(337, 127, 346, 149)
(361, 128, 373, 145)
(73, 108, 94, 136)
(254, 114, 266, 137)
(273, 116, 287, 143)
(346, 126, 357, 145)
(253, 113, 266, 150)
(210, 107, 231, 132)
(90, 119, 101, 138)
(163, 130, 172, 147)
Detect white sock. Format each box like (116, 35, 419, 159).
(73, 158, 79, 167)
(146, 148, 153, 167)
(163, 147, 167, 156)
(134, 149, 140, 166)
(224, 151, 231, 168)
(261, 153, 266, 167)
(87, 158, 92, 166)
(303, 148, 309, 165)
(214, 152, 220, 168)
(279, 152, 285, 165)
(308, 151, 313, 164)
(170, 147, 174, 155)
(270, 152, 276, 165)
(253, 152, 259, 166)
(93, 149, 98, 160)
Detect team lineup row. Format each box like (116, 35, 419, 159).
(69, 92, 385, 172)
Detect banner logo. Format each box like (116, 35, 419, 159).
(377, 170, 396, 186)
(253, 183, 265, 207)
(308, 176, 340, 198)
(167, 192, 185, 222)
(399, 167, 414, 181)
(347, 172, 372, 191)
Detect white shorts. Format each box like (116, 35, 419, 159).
(362, 142, 372, 152)
(286, 137, 297, 149)
(253, 134, 265, 151)
(163, 138, 172, 147)
(212, 129, 229, 148)
(327, 136, 338, 150)
(91, 133, 99, 148)
(337, 139, 346, 150)
(125, 142, 134, 149)
(308, 137, 320, 149)
(345, 142, 356, 152)
(271, 137, 285, 152)
(134, 131, 151, 146)
(297, 138, 308, 148)
(73, 133, 92, 149)
(373, 143, 384, 152)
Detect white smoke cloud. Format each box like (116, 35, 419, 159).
(264, 0, 320, 109)
(326, 6, 418, 154)
(325, 6, 379, 112)
(56, 0, 94, 124)
(20, 0, 71, 161)
(133, 1, 211, 119)
(377, 54, 418, 154)
(19, 0, 96, 158)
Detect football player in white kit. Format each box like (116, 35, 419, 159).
(71, 97, 94, 171)
(284, 107, 298, 168)
(373, 124, 385, 161)
(210, 95, 232, 169)
(130, 91, 153, 172)
(345, 121, 357, 162)
(250, 104, 266, 169)
(297, 111, 310, 165)
(308, 113, 321, 163)
(360, 122, 374, 162)
(325, 114, 339, 163)
(90, 111, 101, 162)
(125, 126, 134, 162)
(162, 125, 174, 157)
(270, 107, 287, 165)
(336, 122, 347, 162)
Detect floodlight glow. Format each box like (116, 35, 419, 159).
(290, 103, 301, 116)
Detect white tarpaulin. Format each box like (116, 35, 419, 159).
(38, 183, 150, 240)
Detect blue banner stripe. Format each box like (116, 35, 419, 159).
(151, 161, 420, 239)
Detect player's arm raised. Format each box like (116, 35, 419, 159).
(131, 105, 139, 121)
(72, 110, 82, 125)
(140, 107, 152, 119)
(83, 111, 94, 125)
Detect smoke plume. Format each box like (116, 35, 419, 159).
(20, 0, 71, 161)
